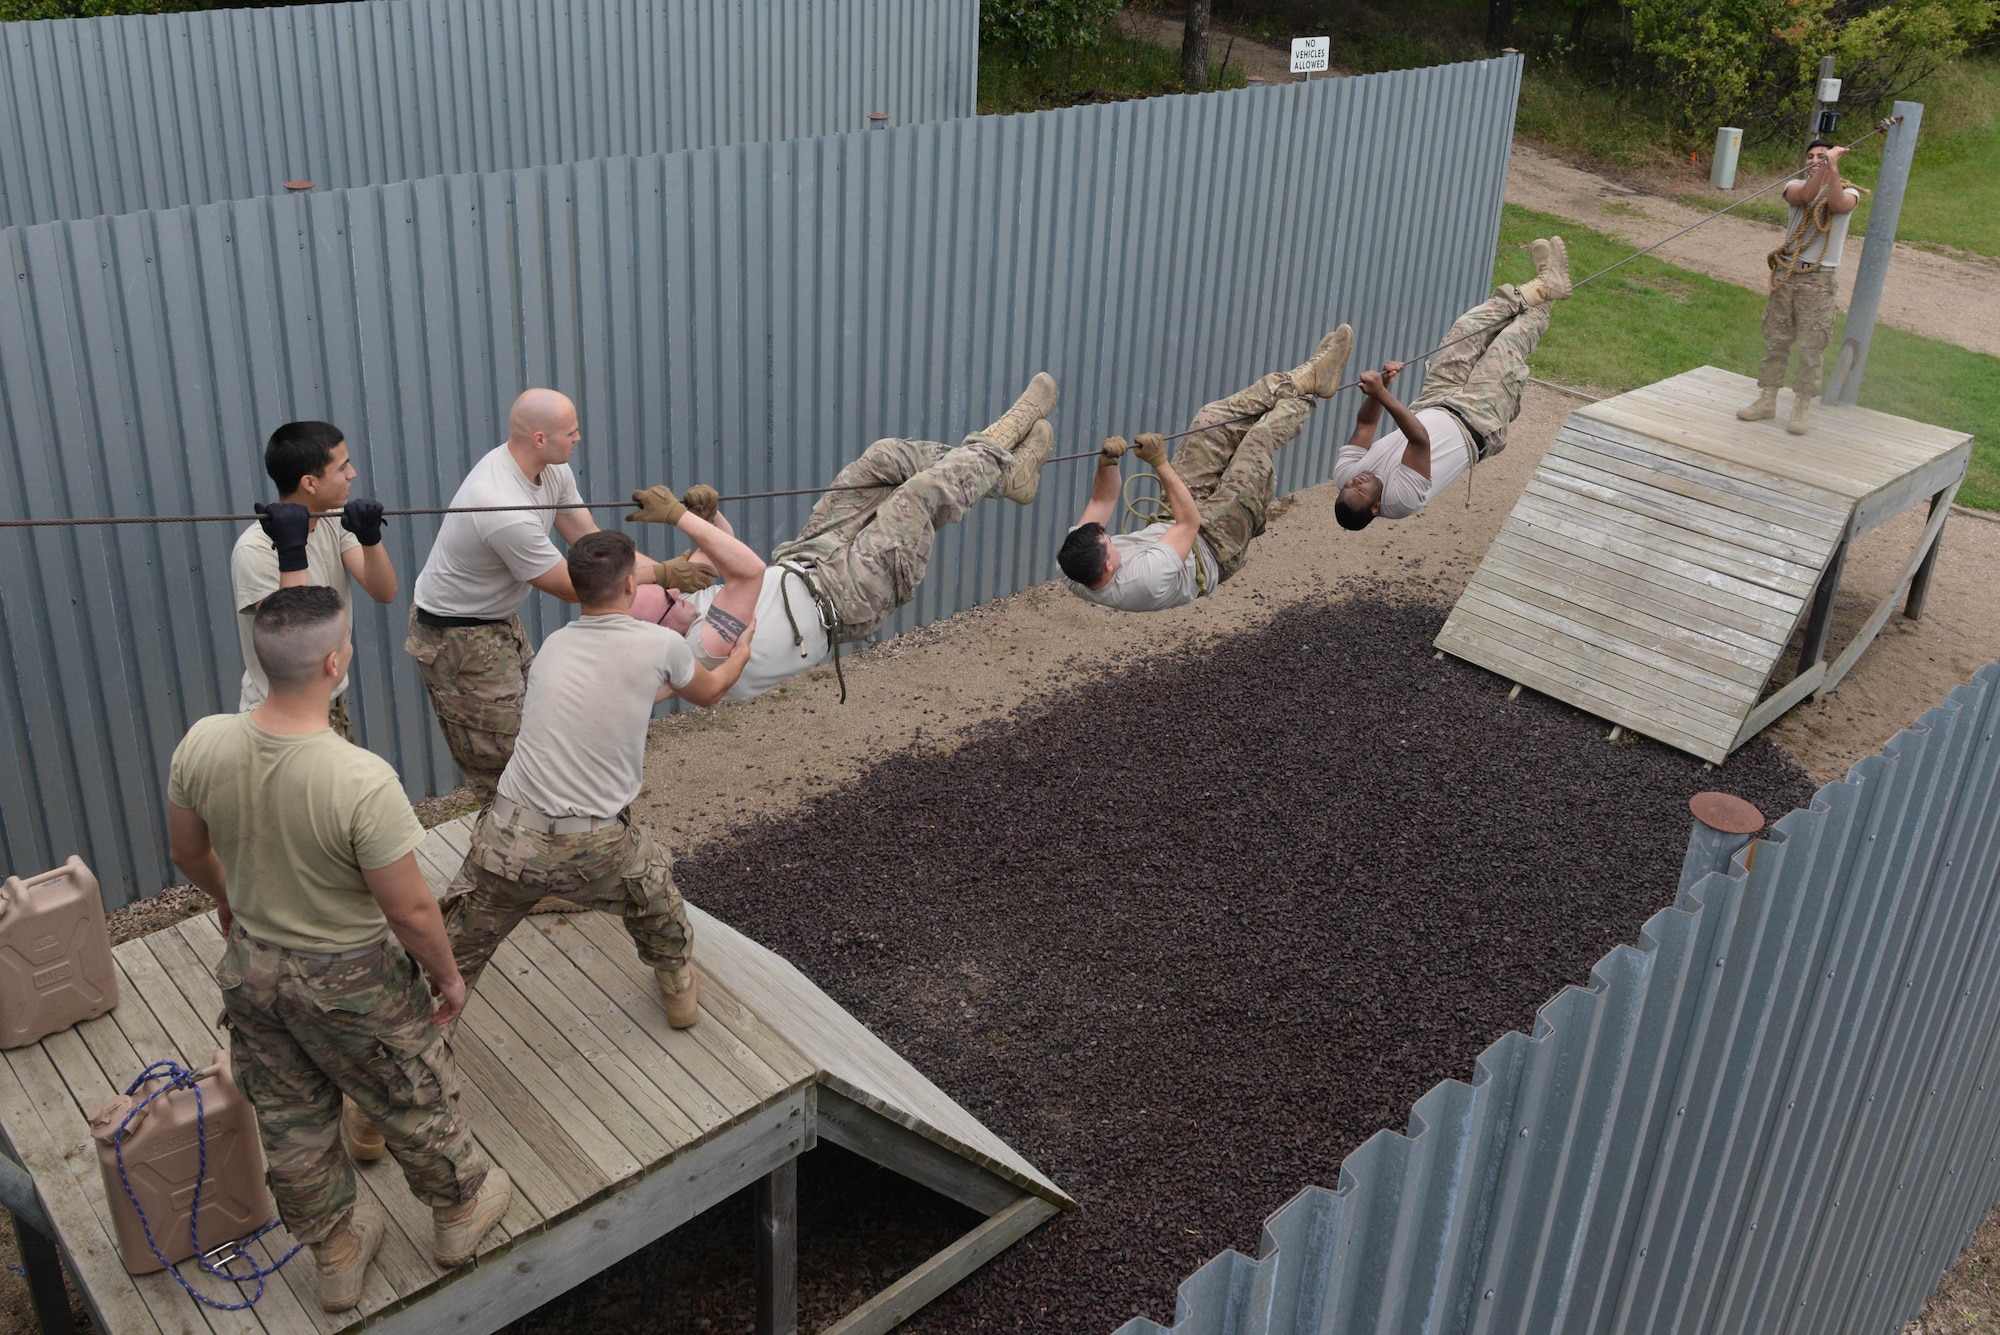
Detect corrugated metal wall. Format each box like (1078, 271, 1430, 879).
(1124, 661, 2000, 1335)
(0, 0, 977, 228)
(0, 56, 1522, 903)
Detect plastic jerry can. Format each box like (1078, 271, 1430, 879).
(0, 857, 118, 1049)
(89, 1049, 277, 1274)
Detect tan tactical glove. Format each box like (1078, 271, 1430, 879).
(1099, 436, 1131, 466)
(653, 555, 715, 593)
(681, 484, 720, 521)
(628, 486, 687, 525)
(1134, 432, 1168, 468)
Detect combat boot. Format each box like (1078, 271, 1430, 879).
(657, 962, 699, 1028)
(1737, 386, 1780, 421)
(314, 1197, 385, 1313)
(1288, 323, 1354, 398)
(341, 1097, 384, 1162)
(980, 372, 1058, 451)
(435, 1168, 512, 1268)
(997, 420, 1055, 504)
(1787, 393, 1812, 435)
(1519, 236, 1573, 304)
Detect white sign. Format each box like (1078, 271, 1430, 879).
(1290, 36, 1330, 74)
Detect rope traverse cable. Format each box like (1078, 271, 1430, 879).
(0, 119, 1895, 534)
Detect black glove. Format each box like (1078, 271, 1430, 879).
(255, 502, 311, 573)
(341, 498, 386, 547)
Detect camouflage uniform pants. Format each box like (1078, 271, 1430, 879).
(327, 694, 356, 745)
(404, 610, 534, 804)
(1411, 285, 1548, 460)
(1170, 371, 1315, 582)
(770, 434, 1009, 643)
(441, 806, 691, 991)
(216, 928, 489, 1244)
(1757, 268, 1839, 397)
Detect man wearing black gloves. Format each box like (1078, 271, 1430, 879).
(233, 421, 399, 742)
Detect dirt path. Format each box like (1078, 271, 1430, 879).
(1505, 141, 2000, 357)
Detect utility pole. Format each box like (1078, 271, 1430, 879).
(1806, 54, 1838, 144)
(1828, 102, 1923, 406)
(1182, 0, 1211, 92)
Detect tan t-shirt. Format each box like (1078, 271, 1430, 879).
(1333, 408, 1472, 520)
(1061, 522, 1220, 613)
(167, 713, 425, 951)
(498, 614, 698, 819)
(231, 520, 361, 709)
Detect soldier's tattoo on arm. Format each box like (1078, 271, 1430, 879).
(705, 605, 748, 646)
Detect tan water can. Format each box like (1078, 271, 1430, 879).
(0, 857, 118, 1048)
(89, 1049, 276, 1274)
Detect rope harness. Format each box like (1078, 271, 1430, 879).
(1118, 472, 1214, 596)
(110, 1060, 300, 1310)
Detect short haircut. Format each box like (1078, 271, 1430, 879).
(1334, 493, 1376, 532)
(569, 530, 635, 605)
(265, 421, 345, 495)
(1806, 138, 1835, 153)
(252, 586, 348, 691)
(1057, 523, 1110, 586)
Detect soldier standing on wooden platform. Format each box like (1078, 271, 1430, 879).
(406, 388, 707, 803)
(1333, 238, 1572, 530)
(436, 529, 751, 1033)
(232, 421, 397, 742)
(1057, 328, 1351, 609)
(167, 587, 510, 1313)
(626, 371, 1060, 693)
(1737, 140, 1861, 436)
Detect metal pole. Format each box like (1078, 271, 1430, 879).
(1806, 55, 1836, 146)
(1830, 101, 1922, 407)
(1676, 792, 1766, 910)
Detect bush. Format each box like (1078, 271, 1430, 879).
(1630, 0, 1996, 140)
(1, 0, 200, 19)
(980, 0, 1121, 54)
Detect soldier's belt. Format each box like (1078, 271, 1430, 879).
(415, 607, 511, 629)
(491, 795, 620, 836)
(234, 924, 388, 963)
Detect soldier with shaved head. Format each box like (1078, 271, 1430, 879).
(406, 389, 709, 803)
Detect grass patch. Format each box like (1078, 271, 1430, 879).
(979, 27, 1246, 114)
(1499, 204, 1998, 510)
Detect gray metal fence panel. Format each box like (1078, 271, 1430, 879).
(0, 0, 977, 228)
(1121, 660, 2000, 1335)
(0, 56, 1521, 904)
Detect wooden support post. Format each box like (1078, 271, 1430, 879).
(1796, 538, 1849, 672)
(11, 1211, 71, 1334)
(755, 1161, 798, 1335)
(1904, 488, 1951, 620)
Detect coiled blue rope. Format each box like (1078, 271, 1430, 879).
(113, 1060, 301, 1310)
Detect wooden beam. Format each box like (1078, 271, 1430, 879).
(755, 1162, 798, 1335)
(1731, 663, 1826, 751)
(819, 1195, 1060, 1335)
(1818, 483, 1960, 700)
(816, 1088, 1027, 1217)
(1795, 539, 1848, 673)
(11, 1210, 74, 1335)
(1905, 488, 1953, 620)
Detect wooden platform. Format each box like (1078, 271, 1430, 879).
(0, 818, 1067, 1334)
(1435, 366, 1972, 763)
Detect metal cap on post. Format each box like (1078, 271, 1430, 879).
(1677, 792, 1765, 908)
(284, 180, 314, 193)
(866, 112, 890, 131)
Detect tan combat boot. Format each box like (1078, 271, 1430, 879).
(997, 419, 1055, 504)
(1519, 236, 1573, 304)
(1787, 392, 1812, 435)
(1737, 386, 1780, 421)
(980, 372, 1058, 451)
(314, 1197, 386, 1313)
(656, 962, 699, 1028)
(1289, 323, 1354, 398)
(435, 1168, 512, 1268)
(342, 1097, 384, 1162)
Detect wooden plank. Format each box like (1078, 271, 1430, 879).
(429, 819, 475, 862)
(1794, 540, 1849, 672)
(1731, 664, 1827, 751)
(816, 1089, 1022, 1217)
(411, 838, 462, 895)
(754, 1161, 798, 1335)
(446, 1023, 618, 1199)
(1550, 431, 1849, 537)
(691, 972, 820, 1089)
(1847, 442, 1971, 538)
(1559, 415, 1851, 517)
(1818, 483, 1960, 698)
(358, 1087, 813, 1335)
(1508, 499, 1804, 614)
(1484, 533, 1788, 654)
(1535, 453, 1835, 563)
(817, 1195, 1061, 1335)
(1518, 481, 1821, 593)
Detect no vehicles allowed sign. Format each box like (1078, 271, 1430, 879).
(1290, 37, 1330, 74)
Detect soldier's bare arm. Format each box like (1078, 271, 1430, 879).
(1359, 369, 1432, 479)
(362, 854, 468, 1026)
(1079, 442, 1125, 529)
(167, 801, 234, 941)
(663, 618, 757, 706)
(1149, 440, 1203, 563)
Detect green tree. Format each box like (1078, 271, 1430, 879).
(979, 0, 1121, 54)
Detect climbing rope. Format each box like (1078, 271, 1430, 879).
(1118, 472, 1213, 592)
(0, 120, 1895, 535)
(111, 1060, 301, 1311)
(1767, 191, 1836, 292)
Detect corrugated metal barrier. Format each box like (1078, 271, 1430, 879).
(1123, 661, 2000, 1335)
(0, 56, 1522, 903)
(0, 0, 977, 227)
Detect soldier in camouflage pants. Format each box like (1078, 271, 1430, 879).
(440, 806, 690, 991)
(1756, 269, 1839, 401)
(1407, 284, 1549, 463)
(1165, 374, 1317, 582)
(403, 611, 534, 804)
(217, 928, 491, 1245)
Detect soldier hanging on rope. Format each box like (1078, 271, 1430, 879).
(1737, 140, 1861, 436)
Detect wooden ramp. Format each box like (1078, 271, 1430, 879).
(0, 817, 1067, 1335)
(1436, 366, 1971, 762)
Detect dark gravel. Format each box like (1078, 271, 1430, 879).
(677, 591, 1817, 1333)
